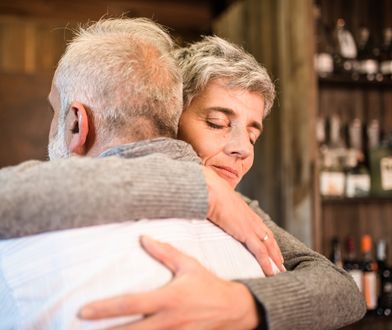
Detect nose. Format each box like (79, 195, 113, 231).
(224, 127, 252, 159)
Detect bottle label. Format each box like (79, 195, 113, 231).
(337, 30, 357, 59)
(349, 269, 363, 292)
(380, 157, 392, 190)
(315, 53, 334, 76)
(363, 271, 377, 310)
(346, 174, 370, 197)
(380, 60, 392, 75)
(320, 171, 345, 196)
(359, 59, 379, 75)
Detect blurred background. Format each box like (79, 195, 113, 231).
(0, 1, 392, 328)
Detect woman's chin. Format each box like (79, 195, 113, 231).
(211, 168, 239, 188)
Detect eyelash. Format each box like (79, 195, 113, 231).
(206, 121, 226, 129)
(207, 121, 258, 145)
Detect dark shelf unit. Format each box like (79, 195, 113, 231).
(322, 195, 392, 204)
(319, 76, 392, 89)
(314, 2, 392, 329)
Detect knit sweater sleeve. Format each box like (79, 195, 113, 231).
(0, 154, 208, 238)
(237, 197, 366, 330)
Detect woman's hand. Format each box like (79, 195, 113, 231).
(203, 167, 285, 276)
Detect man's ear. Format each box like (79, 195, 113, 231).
(65, 102, 89, 156)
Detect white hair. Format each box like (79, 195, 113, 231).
(174, 36, 275, 117)
(54, 18, 182, 140)
(47, 114, 70, 160)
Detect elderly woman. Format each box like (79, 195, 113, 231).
(76, 36, 364, 329)
(1, 31, 365, 329)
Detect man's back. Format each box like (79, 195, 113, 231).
(0, 218, 274, 330)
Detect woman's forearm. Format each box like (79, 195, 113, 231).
(0, 155, 208, 238)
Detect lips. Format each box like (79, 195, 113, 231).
(211, 165, 239, 179)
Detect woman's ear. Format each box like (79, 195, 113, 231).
(65, 102, 89, 156)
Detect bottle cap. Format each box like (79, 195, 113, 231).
(377, 240, 386, 260)
(345, 236, 355, 252)
(361, 235, 372, 253)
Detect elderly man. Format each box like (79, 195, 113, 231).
(0, 18, 365, 330)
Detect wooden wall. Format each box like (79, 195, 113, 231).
(0, 0, 214, 167)
(0, 16, 73, 167)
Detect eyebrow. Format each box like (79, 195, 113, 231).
(206, 106, 263, 132)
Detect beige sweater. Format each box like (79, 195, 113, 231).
(0, 138, 366, 329)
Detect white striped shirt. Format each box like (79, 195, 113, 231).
(0, 219, 277, 329)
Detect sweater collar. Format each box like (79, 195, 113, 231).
(98, 137, 201, 163)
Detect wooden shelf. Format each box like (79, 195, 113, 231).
(318, 75, 392, 89)
(322, 195, 392, 204)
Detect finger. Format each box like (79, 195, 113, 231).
(253, 225, 285, 273)
(260, 231, 285, 273)
(252, 215, 285, 267)
(104, 313, 166, 330)
(264, 229, 285, 272)
(140, 235, 196, 274)
(270, 238, 286, 272)
(78, 289, 166, 320)
(264, 240, 285, 273)
(246, 237, 274, 276)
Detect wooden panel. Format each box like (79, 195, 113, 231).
(0, 0, 212, 38)
(0, 16, 72, 74)
(0, 73, 53, 167)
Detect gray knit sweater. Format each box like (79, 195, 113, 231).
(0, 138, 366, 329)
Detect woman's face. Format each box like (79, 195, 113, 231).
(178, 79, 265, 188)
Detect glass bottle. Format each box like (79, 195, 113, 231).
(356, 26, 381, 81)
(319, 114, 346, 197)
(330, 237, 343, 268)
(333, 18, 358, 78)
(380, 27, 392, 80)
(345, 118, 370, 197)
(343, 236, 363, 292)
(314, 5, 334, 78)
(376, 240, 392, 317)
(361, 235, 378, 311)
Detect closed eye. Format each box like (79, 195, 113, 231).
(207, 121, 225, 129)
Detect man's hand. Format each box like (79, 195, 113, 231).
(203, 167, 285, 276)
(79, 236, 260, 330)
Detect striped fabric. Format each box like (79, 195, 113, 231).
(0, 219, 278, 330)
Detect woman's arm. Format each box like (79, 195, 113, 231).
(0, 154, 208, 238)
(0, 155, 284, 274)
(237, 197, 367, 329)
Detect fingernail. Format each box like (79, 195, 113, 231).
(78, 307, 94, 319)
(140, 235, 154, 247)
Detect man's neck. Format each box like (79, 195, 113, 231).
(84, 137, 137, 158)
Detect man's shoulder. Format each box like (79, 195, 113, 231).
(101, 138, 201, 163)
(0, 160, 44, 176)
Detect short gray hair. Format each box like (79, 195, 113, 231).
(55, 18, 182, 139)
(174, 36, 275, 118)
